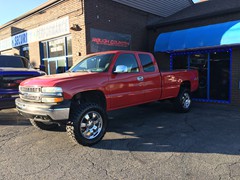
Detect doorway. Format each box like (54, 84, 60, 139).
(40, 36, 73, 74)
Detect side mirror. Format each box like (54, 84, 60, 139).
(39, 65, 45, 71)
(113, 65, 128, 73)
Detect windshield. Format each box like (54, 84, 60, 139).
(0, 56, 29, 68)
(70, 54, 114, 72)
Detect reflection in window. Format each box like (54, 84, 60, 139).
(139, 54, 155, 72)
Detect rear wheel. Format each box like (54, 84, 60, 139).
(30, 119, 59, 130)
(66, 103, 107, 146)
(174, 88, 192, 113)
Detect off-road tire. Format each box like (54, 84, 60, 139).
(30, 119, 59, 130)
(66, 103, 108, 146)
(174, 88, 192, 113)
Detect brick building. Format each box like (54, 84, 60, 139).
(0, 0, 160, 74)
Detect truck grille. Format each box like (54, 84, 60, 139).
(19, 86, 41, 93)
(19, 86, 42, 102)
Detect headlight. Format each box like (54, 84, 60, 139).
(41, 87, 63, 103)
(42, 87, 63, 93)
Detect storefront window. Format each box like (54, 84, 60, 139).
(209, 51, 230, 101)
(172, 55, 188, 69)
(171, 49, 231, 103)
(49, 38, 65, 57)
(41, 36, 72, 74)
(190, 53, 208, 99)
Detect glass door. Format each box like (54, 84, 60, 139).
(41, 36, 73, 75)
(189, 53, 208, 99)
(49, 61, 57, 74)
(45, 58, 67, 75)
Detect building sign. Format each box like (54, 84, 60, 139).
(90, 28, 131, 52)
(28, 16, 69, 43)
(12, 32, 28, 47)
(0, 16, 69, 51)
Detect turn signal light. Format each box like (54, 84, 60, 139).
(41, 97, 64, 103)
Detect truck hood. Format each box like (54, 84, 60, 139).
(21, 72, 101, 87)
(0, 68, 45, 75)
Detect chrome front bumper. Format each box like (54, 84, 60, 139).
(15, 98, 70, 122)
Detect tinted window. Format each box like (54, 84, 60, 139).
(0, 56, 26, 68)
(139, 54, 155, 72)
(114, 54, 139, 73)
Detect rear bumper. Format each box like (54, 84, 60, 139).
(15, 98, 70, 122)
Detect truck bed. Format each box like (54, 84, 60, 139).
(160, 69, 199, 100)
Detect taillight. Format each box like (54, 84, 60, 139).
(3, 83, 18, 88)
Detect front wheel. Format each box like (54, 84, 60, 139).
(66, 103, 107, 146)
(174, 88, 192, 113)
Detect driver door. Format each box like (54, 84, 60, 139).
(109, 53, 144, 109)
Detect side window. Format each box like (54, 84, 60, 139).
(139, 54, 155, 72)
(114, 54, 139, 73)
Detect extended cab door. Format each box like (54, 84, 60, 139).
(109, 53, 145, 109)
(137, 53, 162, 102)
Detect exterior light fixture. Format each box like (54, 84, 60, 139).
(70, 24, 81, 31)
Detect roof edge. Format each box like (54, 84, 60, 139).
(147, 6, 240, 30)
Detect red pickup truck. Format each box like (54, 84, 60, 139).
(15, 50, 198, 146)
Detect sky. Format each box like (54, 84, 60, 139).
(0, 0, 48, 26)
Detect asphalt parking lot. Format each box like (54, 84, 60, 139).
(0, 102, 239, 180)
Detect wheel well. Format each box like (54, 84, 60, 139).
(181, 81, 191, 90)
(71, 90, 107, 110)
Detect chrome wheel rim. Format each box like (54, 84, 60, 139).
(182, 92, 191, 109)
(80, 111, 103, 140)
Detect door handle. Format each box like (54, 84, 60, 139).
(137, 76, 144, 82)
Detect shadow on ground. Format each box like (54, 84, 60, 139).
(0, 103, 240, 155)
(93, 102, 240, 155)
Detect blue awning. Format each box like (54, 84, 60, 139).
(154, 20, 240, 52)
